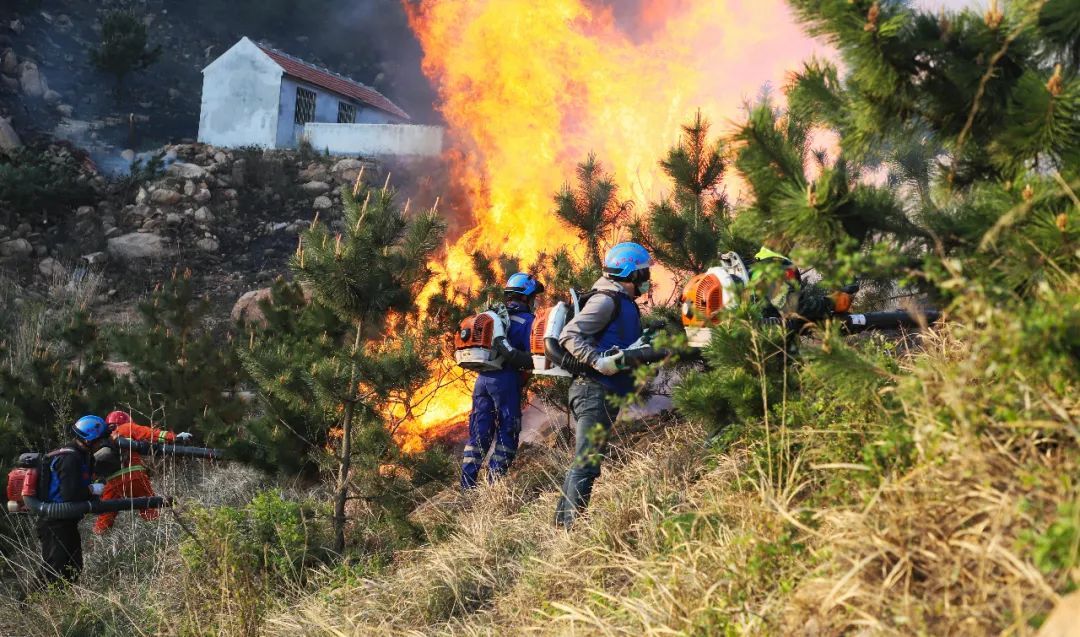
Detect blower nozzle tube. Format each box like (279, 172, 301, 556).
(23, 495, 174, 520)
(838, 310, 942, 334)
(544, 337, 589, 375)
(114, 437, 222, 460)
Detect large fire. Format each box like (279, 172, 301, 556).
(395, 0, 823, 449)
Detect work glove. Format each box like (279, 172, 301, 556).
(593, 349, 625, 376)
(90, 483, 105, 497)
(174, 432, 193, 443)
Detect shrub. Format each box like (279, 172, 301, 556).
(0, 147, 96, 226)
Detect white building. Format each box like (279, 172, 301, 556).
(197, 37, 442, 157)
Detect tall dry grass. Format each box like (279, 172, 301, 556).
(270, 317, 1077, 636)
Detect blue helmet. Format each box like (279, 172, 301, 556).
(73, 415, 108, 443)
(603, 242, 652, 280)
(504, 272, 545, 297)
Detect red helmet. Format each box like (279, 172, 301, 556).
(105, 410, 131, 430)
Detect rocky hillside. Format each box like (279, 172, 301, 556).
(1, 142, 381, 319)
(0, 0, 435, 163)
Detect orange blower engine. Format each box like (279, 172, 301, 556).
(681, 252, 750, 348)
(454, 306, 510, 372)
(529, 301, 574, 377)
(6, 453, 41, 513)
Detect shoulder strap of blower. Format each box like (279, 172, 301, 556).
(574, 289, 622, 336)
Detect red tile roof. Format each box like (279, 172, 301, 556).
(256, 43, 411, 121)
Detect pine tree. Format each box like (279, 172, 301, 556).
(0, 309, 120, 474)
(779, 0, 1079, 292)
(90, 10, 162, 92)
(554, 154, 634, 269)
(230, 278, 347, 478)
(242, 180, 448, 554)
(675, 0, 1079, 442)
(632, 112, 754, 276)
(111, 270, 247, 446)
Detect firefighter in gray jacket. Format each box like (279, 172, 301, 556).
(554, 242, 653, 528)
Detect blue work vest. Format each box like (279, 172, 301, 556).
(586, 292, 642, 396)
(46, 448, 90, 503)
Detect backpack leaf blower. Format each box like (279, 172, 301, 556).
(6, 452, 173, 519)
(530, 290, 688, 376)
(681, 253, 941, 346)
(454, 305, 510, 372)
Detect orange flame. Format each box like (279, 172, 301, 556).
(397, 0, 823, 447)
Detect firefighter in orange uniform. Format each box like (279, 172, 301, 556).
(93, 410, 192, 534)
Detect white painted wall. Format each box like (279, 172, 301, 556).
(198, 37, 283, 148)
(303, 123, 444, 157)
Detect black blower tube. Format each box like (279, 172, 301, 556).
(114, 437, 222, 460)
(23, 495, 173, 520)
(771, 310, 941, 335)
(544, 338, 590, 375)
(494, 336, 534, 371)
(838, 310, 941, 334)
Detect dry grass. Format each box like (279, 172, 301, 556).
(2, 286, 1074, 636)
(0, 462, 277, 636)
(786, 440, 1072, 636)
(267, 318, 1078, 637)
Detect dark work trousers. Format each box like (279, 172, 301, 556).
(461, 373, 525, 489)
(554, 377, 620, 528)
(36, 520, 83, 586)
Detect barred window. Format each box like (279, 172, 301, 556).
(337, 101, 356, 124)
(294, 87, 316, 124)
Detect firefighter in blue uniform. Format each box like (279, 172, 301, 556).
(460, 273, 544, 489)
(37, 415, 111, 586)
(554, 242, 652, 528)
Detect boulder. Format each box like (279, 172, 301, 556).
(56, 104, 73, 118)
(121, 149, 136, 162)
(183, 180, 196, 196)
(0, 117, 21, 151)
(196, 237, 219, 252)
(299, 164, 329, 181)
(18, 61, 47, 97)
(38, 257, 65, 278)
(193, 189, 212, 204)
(1, 49, 16, 76)
(332, 158, 365, 173)
(107, 233, 171, 261)
(193, 207, 214, 223)
(81, 251, 108, 266)
(302, 181, 330, 194)
(135, 187, 149, 204)
(166, 162, 208, 179)
(0, 238, 32, 259)
(232, 286, 311, 325)
(166, 212, 182, 226)
(43, 89, 61, 104)
(104, 361, 133, 380)
(313, 195, 332, 210)
(230, 288, 273, 325)
(150, 189, 183, 205)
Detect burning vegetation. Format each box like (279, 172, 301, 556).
(1, 0, 1078, 634)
